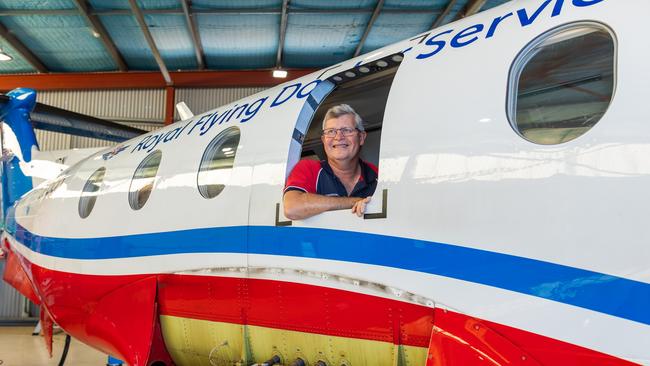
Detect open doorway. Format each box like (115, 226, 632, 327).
(287, 52, 404, 177)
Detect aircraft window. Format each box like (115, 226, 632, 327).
(78, 167, 105, 219)
(508, 24, 615, 145)
(197, 126, 240, 199)
(128, 150, 162, 210)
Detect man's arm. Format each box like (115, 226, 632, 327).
(283, 190, 364, 220)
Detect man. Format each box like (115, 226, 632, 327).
(283, 104, 378, 220)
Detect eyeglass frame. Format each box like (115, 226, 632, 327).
(321, 127, 362, 138)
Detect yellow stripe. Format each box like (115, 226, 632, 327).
(160, 315, 428, 366)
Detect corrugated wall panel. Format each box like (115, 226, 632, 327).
(37, 89, 165, 122)
(0, 261, 27, 319)
(33, 88, 264, 150)
(35, 129, 71, 151)
(174, 87, 267, 119)
(121, 122, 162, 132)
(32, 89, 165, 151)
(70, 135, 114, 149)
(69, 122, 162, 149)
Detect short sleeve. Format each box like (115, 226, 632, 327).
(284, 159, 320, 194)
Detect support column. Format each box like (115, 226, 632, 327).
(164, 86, 175, 125)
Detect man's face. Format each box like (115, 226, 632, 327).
(321, 114, 366, 164)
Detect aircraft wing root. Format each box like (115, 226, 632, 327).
(1, 242, 41, 305)
(426, 308, 540, 366)
(84, 275, 173, 366)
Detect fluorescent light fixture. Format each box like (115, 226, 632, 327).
(0, 50, 12, 62)
(273, 69, 288, 78)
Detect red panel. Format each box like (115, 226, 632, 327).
(157, 274, 246, 325)
(159, 275, 434, 347)
(425, 309, 638, 366)
(41, 305, 54, 357)
(84, 276, 158, 365)
(426, 308, 539, 366)
(29, 265, 173, 366)
(2, 249, 41, 305)
(481, 317, 640, 366)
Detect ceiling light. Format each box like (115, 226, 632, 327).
(0, 50, 12, 62)
(273, 69, 287, 78)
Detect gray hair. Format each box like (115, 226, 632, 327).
(322, 104, 364, 132)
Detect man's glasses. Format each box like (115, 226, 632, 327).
(322, 127, 359, 138)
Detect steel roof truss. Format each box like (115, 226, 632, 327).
(128, 0, 172, 85)
(73, 0, 127, 72)
(354, 0, 384, 57)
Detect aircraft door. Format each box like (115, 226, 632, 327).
(244, 53, 433, 366)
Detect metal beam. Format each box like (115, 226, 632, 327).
(464, 0, 488, 17)
(73, 0, 127, 71)
(354, 0, 384, 57)
(0, 70, 318, 91)
(0, 8, 442, 16)
(275, 0, 289, 67)
(0, 22, 47, 73)
(164, 86, 175, 125)
(430, 0, 459, 30)
(128, 0, 172, 85)
(180, 0, 205, 70)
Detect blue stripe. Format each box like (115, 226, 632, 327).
(14, 223, 650, 326)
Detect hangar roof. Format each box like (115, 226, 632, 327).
(0, 0, 510, 86)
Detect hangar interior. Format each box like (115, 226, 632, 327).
(0, 0, 512, 365)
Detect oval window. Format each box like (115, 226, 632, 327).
(78, 167, 106, 218)
(128, 150, 162, 210)
(197, 127, 241, 199)
(508, 24, 615, 144)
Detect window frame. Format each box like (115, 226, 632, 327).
(196, 126, 241, 199)
(506, 21, 618, 145)
(128, 150, 162, 211)
(78, 167, 106, 219)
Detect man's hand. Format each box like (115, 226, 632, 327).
(351, 197, 371, 217)
(284, 191, 368, 220)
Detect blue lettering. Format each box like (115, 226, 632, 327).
(486, 13, 513, 38)
(228, 104, 247, 122)
(552, 0, 565, 16)
(144, 134, 162, 152)
(201, 111, 224, 134)
(573, 0, 604, 6)
(175, 120, 193, 139)
(298, 80, 321, 98)
(187, 113, 213, 135)
(517, 0, 553, 27)
(451, 24, 484, 48)
(241, 97, 268, 123)
(416, 29, 454, 59)
(271, 83, 301, 107)
(200, 110, 234, 135)
(131, 136, 151, 153)
(218, 109, 234, 125)
(163, 127, 180, 142)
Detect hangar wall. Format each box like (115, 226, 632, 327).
(32, 87, 266, 151)
(0, 86, 266, 320)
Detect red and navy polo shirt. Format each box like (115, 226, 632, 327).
(284, 159, 378, 198)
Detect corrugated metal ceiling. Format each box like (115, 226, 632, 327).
(0, 0, 512, 75)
